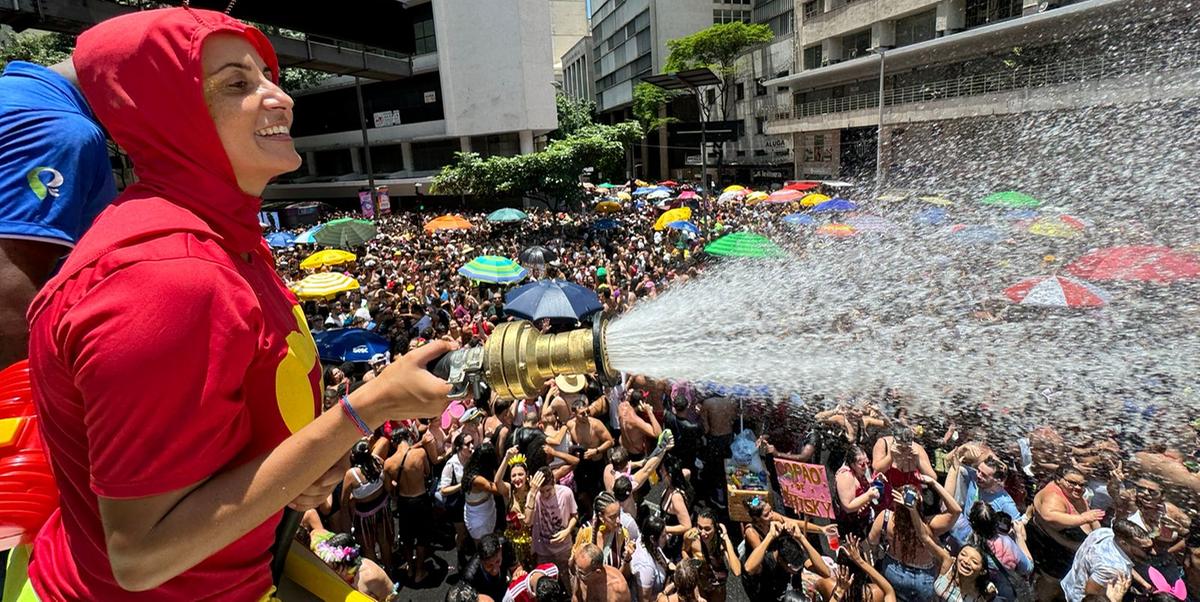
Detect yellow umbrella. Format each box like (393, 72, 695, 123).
(917, 195, 954, 206)
(744, 191, 769, 204)
(634, 179, 650, 187)
(1027, 215, 1085, 238)
(595, 200, 622, 214)
(299, 249, 357, 270)
(723, 184, 746, 193)
(616, 191, 632, 201)
(799, 193, 831, 207)
(653, 207, 692, 231)
(290, 272, 360, 299)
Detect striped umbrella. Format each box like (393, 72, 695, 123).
(290, 272, 360, 300)
(704, 232, 783, 258)
(1004, 275, 1110, 308)
(299, 249, 357, 270)
(458, 256, 528, 284)
(312, 218, 377, 248)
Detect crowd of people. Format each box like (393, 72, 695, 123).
(279, 199, 1200, 602)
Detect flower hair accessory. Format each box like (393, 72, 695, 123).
(507, 453, 527, 467)
(312, 532, 362, 572)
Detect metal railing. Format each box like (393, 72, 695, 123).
(761, 48, 1200, 122)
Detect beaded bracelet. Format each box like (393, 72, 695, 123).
(339, 395, 371, 436)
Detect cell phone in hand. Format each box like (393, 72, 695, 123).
(903, 488, 918, 507)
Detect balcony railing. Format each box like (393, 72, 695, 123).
(760, 48, 1199, 122)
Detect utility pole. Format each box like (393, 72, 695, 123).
(354, 76, 377, 206)
(873, 48, 886, 195)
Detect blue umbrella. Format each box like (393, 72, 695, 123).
(266, 231, 296, 247)
(312, 328, 390, 363)
(915, 207, 948, 226)
(666, 221, 700, 236)
(593, 219, 620, 231)
(811, 198, 859, 213)
(782, 213, 815, 226)
(1003, 209, 1039, 221)
(634, 187, 656, 196)
(949, 225, 1003, 244)
(294, 224, 325, 244)
(504, 279, 603, 322)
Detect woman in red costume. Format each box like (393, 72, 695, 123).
(21, 7, 453, 601)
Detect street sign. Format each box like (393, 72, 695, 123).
(669, 120, 741, 144)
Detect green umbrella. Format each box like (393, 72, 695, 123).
(704, 231, 784, 258)
(597, 183, 616, 189)
(487, 208, 529, 223)
(312, 218, 377, 248)
(980, 191, 1042, 208)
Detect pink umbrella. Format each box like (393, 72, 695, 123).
(1066, 246, 1200, 283)
(764, 189, 803, 204)
(678, 190, 698, 200)
(1004, 275, 1111, 308)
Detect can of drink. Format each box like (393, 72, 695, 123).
(826, 530, 841, 552)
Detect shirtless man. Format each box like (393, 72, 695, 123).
(567, 398, 614, 510)
(384, 427, 432, 583)
(700, 393, 738, 502)
(570, 543, 630, 602)
(618, 390, 660, 459)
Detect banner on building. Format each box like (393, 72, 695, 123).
(359, 189, 375, 218)
(376, 186, 391, 215)
(773, 458, 834, 518)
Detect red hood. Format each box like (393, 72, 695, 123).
(73, 7, 279, 253)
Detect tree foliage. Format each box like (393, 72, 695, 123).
(279, 67, 332, 94)
(0, 29, 75, 70)
(554, 92, 596, 139)
(431, 121, 643, 209)
(664, 22, 773, 78)
(632, 82, 681, 133)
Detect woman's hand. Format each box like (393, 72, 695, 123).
(362, 340, 457, 424)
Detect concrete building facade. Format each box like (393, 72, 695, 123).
(267, 0, 576, 202)
(562, 35, 595, 103)
(761, 0, 1196, 183)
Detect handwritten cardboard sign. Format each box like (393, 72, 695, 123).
(774, 458, 835, 519)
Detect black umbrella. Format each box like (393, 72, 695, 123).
(519, 245, 558, 269)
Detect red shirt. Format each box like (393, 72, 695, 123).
(25, 9, 318, 601)
(502, 563, 559, 602)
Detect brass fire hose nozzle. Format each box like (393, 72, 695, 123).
(432, 318, 615, 401)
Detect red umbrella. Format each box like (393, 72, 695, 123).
(784, 181, 820, 192)
(658, 180, 678, 188)
(1066, 246, 1200, 283)
(1004, 275, 1111, 308)
(764, 189, 803, 204)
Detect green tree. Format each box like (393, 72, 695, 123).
(664, 22, 773, 176)
(431, 121, 643, 210)
(553, 92, 596, 139)
(279, 67, 332, 94)
(0, 29, 75, 70)
(631, 82, 681, 133)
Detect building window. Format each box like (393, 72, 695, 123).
(713, 9, 752, 24)
(736, 82, 745, 100)
(802, 0, 819, 17)
(803, 45, 822, 70)
(895, 9, 936, 47)
(756, 117, 765, 135)
(965, 0, 1024, 28)
(756, 80, 767, 96)
(414, 18, 436, 54)
(841, 29, 871, 60)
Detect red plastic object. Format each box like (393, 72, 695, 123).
(0, 360, 59, 550)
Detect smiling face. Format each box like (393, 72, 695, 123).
(956, 546, 984, 578)
(201, 33, 300, 195)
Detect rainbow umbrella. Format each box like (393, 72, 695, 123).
(704, 232, 783, 258)
(1004, 275, 1110, 308)
(458, 256, 528, 284)
(299, 249, 357, 270)
(981, 190, 1042, 208)
(290, 272, 360, 299)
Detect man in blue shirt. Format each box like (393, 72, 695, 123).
(0, 59, 117, 369)
(949, 457, 1021, 545)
